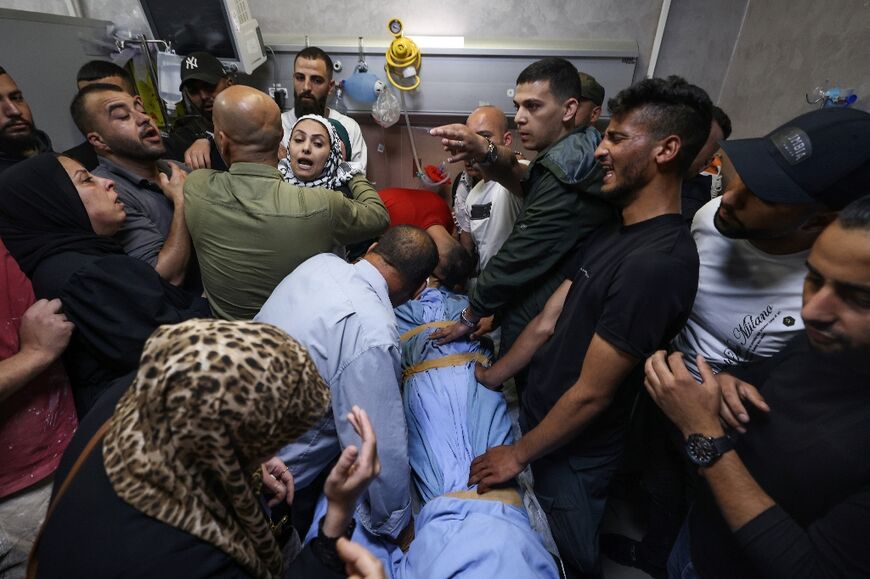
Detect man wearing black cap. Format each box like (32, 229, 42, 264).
(672, 107, 870, 380)
(165, 51, 233, 171)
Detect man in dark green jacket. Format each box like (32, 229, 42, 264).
(431, 57, 614, 357)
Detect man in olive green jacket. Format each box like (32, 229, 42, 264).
(431, 58, 614, 359)
(184, 86, 388, 320)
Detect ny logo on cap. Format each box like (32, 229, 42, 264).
(185, 56, 198, 70)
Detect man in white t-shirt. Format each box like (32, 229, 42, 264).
(672, 107, 870, 378)
(280, 47, 367, 172)
(454, 105, 522, 272)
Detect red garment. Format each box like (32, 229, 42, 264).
(377, 188, 454, 234)
(0, 240, 77, 498)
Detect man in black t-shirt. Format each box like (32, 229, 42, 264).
(471, 76, 711, 578)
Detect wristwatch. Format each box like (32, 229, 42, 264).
(478, 136, 498, 166)
(685, 432, 735, 467)
(459, 307, 480, 328)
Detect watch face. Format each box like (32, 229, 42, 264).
(686, 434, 717, 466)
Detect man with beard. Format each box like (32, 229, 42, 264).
(0, 66, 52, 175)
(65, 60, 138, 171)
(280, 47, 367, 172)
(166, 51, 233, 171)
(70, 84, 192, 286)
(671, 107, 870, 380)
(469, 76, 710, 578)
(645, 194, 870, 578)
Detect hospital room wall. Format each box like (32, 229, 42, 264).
(715, 0, 870, 137)
(3, 0, 868, 182)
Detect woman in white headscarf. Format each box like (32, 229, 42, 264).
(278, 114, 359, 193)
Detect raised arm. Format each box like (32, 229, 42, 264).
(153, 163, 193, 286)
(328, 175, 390, 244)
(430, 124, 523, 197)
(476, 278, 572, 388)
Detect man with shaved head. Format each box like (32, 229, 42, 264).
(454, 105, 523, 277)
(184, 85, 389, 320)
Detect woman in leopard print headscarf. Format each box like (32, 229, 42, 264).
(33, 319, 331, 579)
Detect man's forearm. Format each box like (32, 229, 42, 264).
(459, 231, 476, 259)
(702, 451, 776, 531)
(154, 205, 192, 286)
(515, 333, 636, 464)
(515, 388, 611, 464)
(0, 349, 57, 403)
(485, 314, 554, 384)
(482, 279, 571, 385)
(334, 177, 389, 242)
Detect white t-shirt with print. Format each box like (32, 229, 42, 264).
(672, 198, 808, 379)
(457, 179, 522, 271)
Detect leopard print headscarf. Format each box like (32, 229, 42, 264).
(103, 319, 330, 579)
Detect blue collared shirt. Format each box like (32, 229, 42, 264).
(255, 253, 410, 539)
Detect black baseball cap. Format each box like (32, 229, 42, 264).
(721, 107, 870, 210)
(179, 51, 227, 90)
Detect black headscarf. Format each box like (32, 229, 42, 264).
(0, 153, 123, 277)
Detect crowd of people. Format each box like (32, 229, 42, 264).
(0, 42, 868, 579)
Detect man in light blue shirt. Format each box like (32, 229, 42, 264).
(255, 225, 438, 542)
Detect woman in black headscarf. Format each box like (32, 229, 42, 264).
(0, 154, 210, 416)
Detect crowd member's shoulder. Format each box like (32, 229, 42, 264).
(532, 127, 604, 190)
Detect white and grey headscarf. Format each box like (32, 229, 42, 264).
(278, 114, 359, 189)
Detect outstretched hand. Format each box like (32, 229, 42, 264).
(322, 406, 381, 537)
(428, 320, 475, 345)
(429, 124, 488, 164)
(468, 444, 525, 494)
(336, 537, 387, 579)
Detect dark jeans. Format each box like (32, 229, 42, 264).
(667, 519, 701, 579)
(529, 446, 622, 578)
(637, 411, 695, 567)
